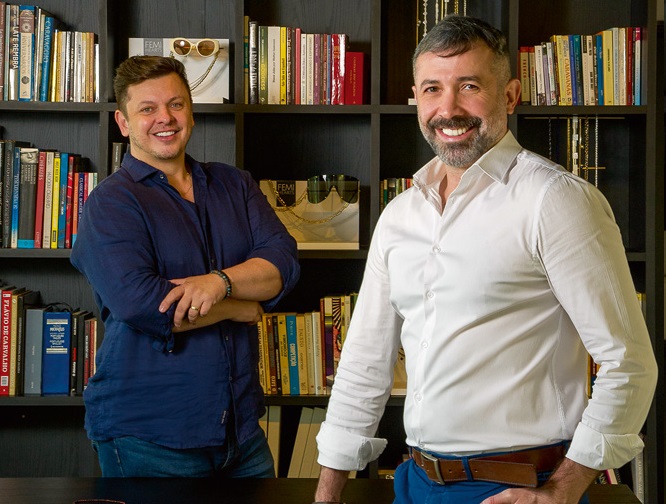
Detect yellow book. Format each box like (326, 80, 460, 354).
(256, 317, 268, 394)
(601, 28, 614, 105)
(50, 154, 61, 248)
(280, 26, 287, 104)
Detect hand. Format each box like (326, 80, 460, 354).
(159, 274, 226, 327)
(224, 298, 264, 324)
(480, 487, 561, 504)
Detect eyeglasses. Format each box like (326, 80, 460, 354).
(307, 175, 359, 204)
(170, 38, 220, 57)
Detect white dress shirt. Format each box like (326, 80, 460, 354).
(317, 131, 657, 472)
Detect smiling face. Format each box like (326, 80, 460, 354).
(114, 72, 194, 172)
(412, 43, 520, 170)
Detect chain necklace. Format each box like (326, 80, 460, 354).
(267, 180, 351, 224)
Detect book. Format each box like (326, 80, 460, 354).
(57, 152, 70, 248)
(595, 33, 604, 105)
(331, 296, 343, 375)
(18, 5, 35, 101)
(23, 305, 46, 395)
(70, 309, 89, 395)
(49, 151, 61, 248)
(344, 51, 367, 105)
(9, 145, 22, 247)
(6, 4, 21, 100)
(263, 313, 278, 395)
(248, 20, 259, 104)
(258, 25, 269, 105)
(285, 313, 300, 395)
(310, 310, 325, 394)
(287, 406, 313, 477)
(320, 296, 334, 380)
(256, 316, 268, 394)
(305, 33, 314, 105)
(11, 289, 39, 396)
(295, 313, 309, 395)
(601, 28, 614, 105)
(33, 150, 48, 247)
(267, 26, 280, 104)
(64, 154, 77, 248)
(570, 35, 583, 106)
(2, 141, 31, 247)
(518, 46, 531, 104)
(0, 284, 19, 395)
(279, 26, 287, 105)
(276, 313, 290, 394)
(533, 44, 545, 106)
(330, 34, 347, 105)
(41, 150, 55, 248)
(17, 147, 39, 248)
(42, 309, 72, 395)
(38, 13, 55, 101)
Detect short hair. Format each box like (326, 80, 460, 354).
(114, 56, 192, 115)
(412, 15, 511, 83)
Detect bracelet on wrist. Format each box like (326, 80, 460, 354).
(210, 269, 233, 299)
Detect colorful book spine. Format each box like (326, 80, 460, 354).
(41, 310, 72, 395)
(39, 15, 54, 101)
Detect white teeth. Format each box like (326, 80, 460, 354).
(441, 127, 468, 137)
(155, 131, 175, 137)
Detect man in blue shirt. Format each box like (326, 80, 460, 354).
(71, 56, 300, 478)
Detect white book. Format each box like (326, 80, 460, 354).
(310, 310, 324, 394)
(18, 5, 35, 101)
(296, 313, 309, 395)
(533, 44, 545, 106)
(304, 311, 316, 395)
(299, 31, 307, 105)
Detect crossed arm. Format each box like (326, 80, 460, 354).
(159, 257, 284, 330)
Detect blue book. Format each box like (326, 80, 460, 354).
(568, 35, 578, 106)
(595, 33, 604, 105)
(39, 16, 54, 102)
(285, 313, 300, 395)
(10, 146, 22, 248)
(57, 152, 69, 248)
(42, 310, 72, 395)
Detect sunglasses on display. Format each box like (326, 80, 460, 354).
(306, 175, 359, 204)
(170, 38, 220, 57)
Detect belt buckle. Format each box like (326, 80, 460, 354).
(420, 450, 446, 485)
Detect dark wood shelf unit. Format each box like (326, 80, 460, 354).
(0, 2, 662, 503)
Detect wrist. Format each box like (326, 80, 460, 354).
(210, 269, 233, 299)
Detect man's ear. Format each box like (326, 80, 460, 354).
(115, 109, 130, 137)
(505, 78, 521, 115)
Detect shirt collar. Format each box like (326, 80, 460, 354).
(122, 152, 200, 183)
(413, 130, 522, 192)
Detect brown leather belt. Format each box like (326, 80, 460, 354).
(411, 444, 566, 487)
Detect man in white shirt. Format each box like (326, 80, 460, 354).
(314, 15, 657, 504)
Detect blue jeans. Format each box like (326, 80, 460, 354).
(92, 427, 275, 478)
(394, 448, 590, 504)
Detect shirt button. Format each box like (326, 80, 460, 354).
(414, 392, 422, 402)
(421, 341, 428, 349)
(426, 291, 435, 299)
(432, 245, 441, 253)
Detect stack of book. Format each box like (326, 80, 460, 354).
(257, 293, 358, 396)
(245, 18, 367, 105)
(0, 140, 97, 249)
(380, 177, 413, 212)
(0, 3, 98, 102)
(0, 282, 98, 397)
(518, 26, 646, 107)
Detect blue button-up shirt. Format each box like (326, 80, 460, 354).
(71, 153, 299, 449)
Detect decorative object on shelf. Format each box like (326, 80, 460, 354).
(260, 177, 360, 250)
(416, 0, 467, 43)
(128, 38, 230, 103)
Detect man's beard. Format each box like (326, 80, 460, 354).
(421, 116, 496, 168)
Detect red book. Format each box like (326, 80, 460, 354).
(330, 34, 347, 105)
(64, 154, 76, 248)
(33, 150, 47, 248)
(0, 284, 18, 396)
(344, 51, 367, 105)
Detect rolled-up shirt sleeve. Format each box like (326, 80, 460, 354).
(316, 217, 403, 471)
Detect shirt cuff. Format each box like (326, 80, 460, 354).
(316, 421, 388, 471)
(566, 421, 645, 470)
